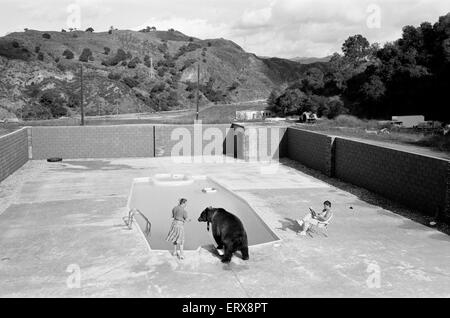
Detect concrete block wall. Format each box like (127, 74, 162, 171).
(334, 138, 449, 217)
(0, 128, 29, 182)
(287, 128, 335, 176)
(31, 125, 155, 159)
(154, 124, 232, 157)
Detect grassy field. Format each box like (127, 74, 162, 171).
(0, 127, 19, 137)
(298, 115, 450, 156)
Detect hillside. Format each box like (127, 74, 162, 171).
(0, 28, 326, 120)
(290, 56, 332, 64)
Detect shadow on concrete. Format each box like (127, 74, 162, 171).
(277, 218, 301, 233)
(201, 244, 250, 268)
(429, 233, 450, 242)
(279, 158, 450, 236)
(61, 160, 141, 172)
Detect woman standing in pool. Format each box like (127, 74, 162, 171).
(166, 198, 191, 259)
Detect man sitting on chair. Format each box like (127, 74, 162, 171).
(297, 201, 332, 236)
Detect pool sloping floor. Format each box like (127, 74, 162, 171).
(0, 157, 449, 297)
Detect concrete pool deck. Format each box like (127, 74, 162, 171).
(0, 157, 449, 297)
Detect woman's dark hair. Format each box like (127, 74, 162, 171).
(324, 201, 332, 207)
(179, 198, 187, 205)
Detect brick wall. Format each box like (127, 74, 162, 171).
(0, 128, 29, 182)
(334, 138, 449, 217)
(31, 125, 155, 159)
(287, 128, 335, 176)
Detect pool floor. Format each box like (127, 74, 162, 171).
(129, 177, 279, 250)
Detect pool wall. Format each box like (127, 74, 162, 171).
(31, 125, 156, 159)
(0, 127, 29, 183)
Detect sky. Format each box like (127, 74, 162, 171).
(0, 0, 449, 58)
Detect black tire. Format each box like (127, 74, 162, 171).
(47, 157, 63, 163)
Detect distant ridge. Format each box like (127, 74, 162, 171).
(290, 56, 332, 64)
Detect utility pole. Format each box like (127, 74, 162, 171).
(150, 57, 154, 79)
(80, 64, 85, 126)
(196, 62, 200, 121)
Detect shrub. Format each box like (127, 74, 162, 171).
(228, 81, 239, 91)
(101, 49, 127, 66)
(37, 52, 44, 61)
(79, 48, 93, 62)
(104, 47, 110, 55)
(157, 67, 166, 77)
(12, 41, 19, 48)
(121, 61, 128, 67)
(22, 103, 52, 120)
(127, 57, 141, 69)
(151, 82, 166, 93)
(207, 42, 212, 47)
(108, 72, 121, 80)
(35, 46, 40, 53)
(62, 49, 74, 59)
(181, 58, 196, 71)
(42, 33, 51, 39)
(39, 91, 68, 118)
(122, 77, 139, 88)
(61, 29, 67, 33)
(57, 63, 66, 72)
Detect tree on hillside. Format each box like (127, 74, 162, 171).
(85, 27, 94, 32)
(62, 49, 74, 59)
(79, 48, 93, 62)
(342, 34, 371, 65)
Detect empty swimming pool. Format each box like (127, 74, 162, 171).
(128, 174, 280, 251)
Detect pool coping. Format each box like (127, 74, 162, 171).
(125, 175, 282, 254)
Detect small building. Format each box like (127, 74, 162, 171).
(391, 115, 425, 128)
(235, 110, 273, 121)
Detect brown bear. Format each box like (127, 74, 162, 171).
(198, 207, 249, 263)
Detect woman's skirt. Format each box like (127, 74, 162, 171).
(166, 220, 185, 245)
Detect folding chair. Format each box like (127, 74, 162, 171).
(308, 214, 333, 237)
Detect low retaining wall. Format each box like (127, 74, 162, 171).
(5, 123, 448, 219)
(155, 124, 232, 157)
(286, 127, 450, 218)
(0, 128, 29, 182)
(287, 128, 335, 176)
(31, 125, 155, 159)
(334, 138, 449, 217)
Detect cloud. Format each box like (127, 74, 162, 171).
(1, 0, 449, 57)
(133, 17, 230, 39)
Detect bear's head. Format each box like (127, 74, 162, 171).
(198, 207, 214, 231)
